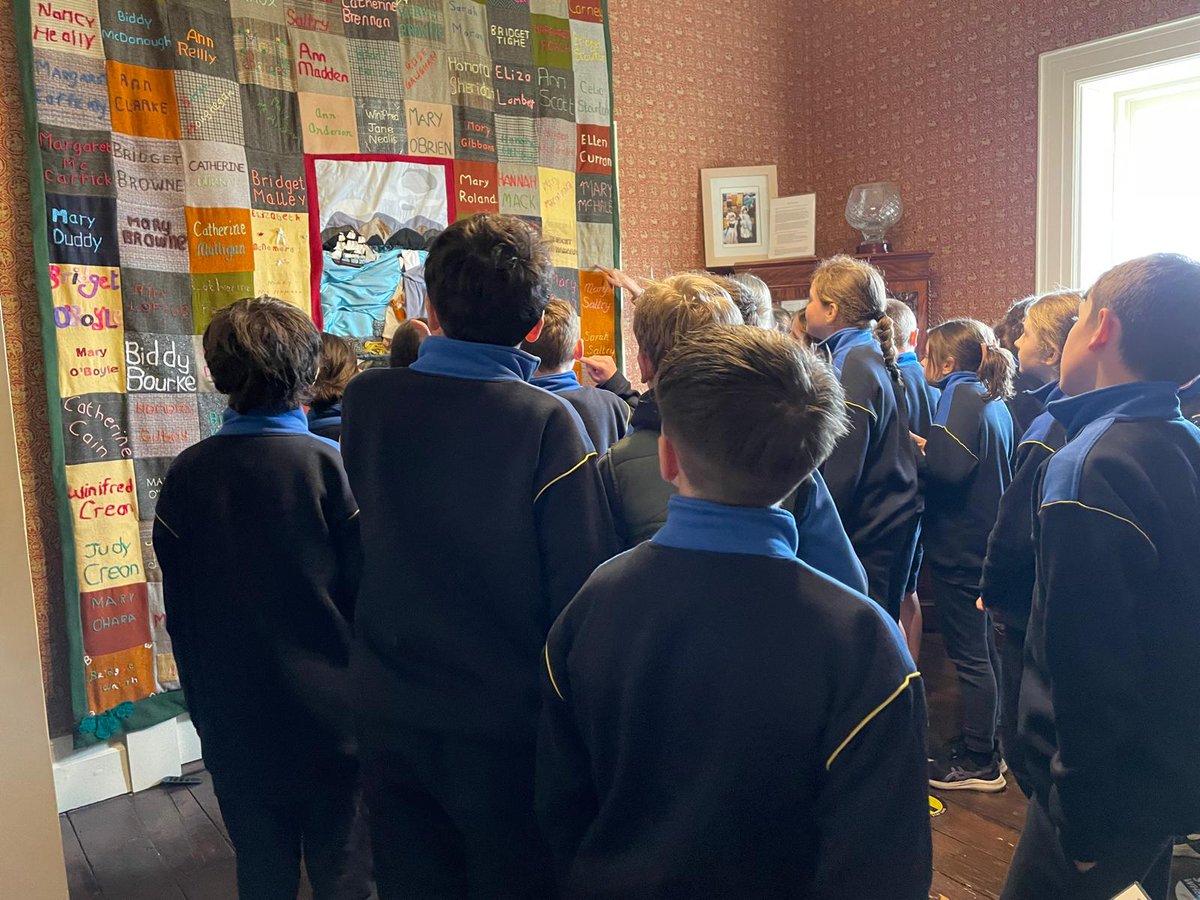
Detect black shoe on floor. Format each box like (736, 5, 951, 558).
(932, 735, 1008, 774)
(929, 751, 1007, 793)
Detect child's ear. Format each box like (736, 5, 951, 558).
(426, 303, 441, 334)
(573, 338, 584, 362)
(908, 328, 919, 349)
(658, 432, 680, 487)
(524, 313, 546, 343)
(1090, 307, 1118, 351)
(1043, 343, 1062, 368)
(637, 349, 656, 385)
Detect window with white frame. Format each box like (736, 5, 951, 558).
(1037, 15, 1200, 292)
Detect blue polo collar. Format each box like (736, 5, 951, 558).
(1181, 378, 1200, 403)
(652, 495, 799, 560)
(819, 327, 875, 375)
(1029, 380, 1060, 404)
(410, 335, 539, 383)
(897, 350, 920, 367)
(532, 370, 582, 394)
(935, 370, 980, 392)
(1048, 381, 1183, 441)
(219, 407, 312, 437)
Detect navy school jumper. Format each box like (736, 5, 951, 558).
(153, 408, 361, 786)
(919, 371, 1014, 583)
(817, 327, 921, 614)
(979, 381, 1063, 624)
(896, 350, 939, 438)
(1019, 381, 1200, 861)
(306, 401, 343, 442)
(533, 370, 631, 455)
(340, 336, 619, 743)
(538, 494, 931, 899)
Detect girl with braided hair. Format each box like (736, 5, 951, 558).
(804, 255, 921, 620)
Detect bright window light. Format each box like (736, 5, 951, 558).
(1078, 55, 1200, 287)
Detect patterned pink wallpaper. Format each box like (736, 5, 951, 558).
(801, 0, 1200, 325)
(607, 2, 809, 276)
(3, 0, 1200, 733)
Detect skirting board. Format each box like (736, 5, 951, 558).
(51, 714, 202, 813)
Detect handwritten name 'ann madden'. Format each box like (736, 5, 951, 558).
(297, 43, 349, 81)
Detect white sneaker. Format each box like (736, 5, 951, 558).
(1175, 834, 1200, 859)
(1176, 876, 1200, 900)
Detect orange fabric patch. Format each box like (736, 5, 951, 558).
(85, 644, 156, 713)
(578, 269, 616, 357)
(106, 61, 181, 140)
(186, 207, 255, 273)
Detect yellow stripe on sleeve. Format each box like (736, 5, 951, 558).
(1040, 499, 1156, 553)
(534, 452, 597, 504)
(544, 645, 565, 701)
(826, 672, 921, 770)
(1018, 439, 1057, 455)
(932, 423, 978, 460)
(844, 400, 877, 420)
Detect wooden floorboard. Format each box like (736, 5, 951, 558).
(932, 829, 1009, 899)
(185, 773, 231, 844)
(60, 815, 104, 900)
(930, 867, 992, 900)
(130, 785, 236, 900)
(69, 796, 187, 900)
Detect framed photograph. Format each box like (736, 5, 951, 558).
(701, 165, 778, 267)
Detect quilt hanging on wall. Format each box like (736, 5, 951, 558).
(16, 0, 621, 745)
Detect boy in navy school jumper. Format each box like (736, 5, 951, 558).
(887, 297, 938, 664)
(915, 319, 1015, 792)
(153, 297, 371, 900)
(805, 256, 921, 619)
(307, 332, 358, 442)
(525, 298, 631, 454)
(977, 290, 1080, 797)
(340, 215, 618, 899)
(538, 326, 931, 899)
(597, 275, 867, 593)
(1002, 254, 1200, 900)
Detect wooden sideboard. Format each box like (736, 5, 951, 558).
(719, 250, 933, 342)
